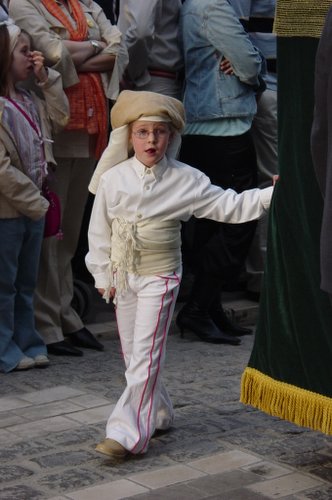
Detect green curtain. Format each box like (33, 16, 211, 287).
(241, 36, 332, 433)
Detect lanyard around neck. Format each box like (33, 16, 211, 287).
(6, 97, 42, 139)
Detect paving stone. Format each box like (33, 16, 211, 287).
(0, 397, 33, 412)
(66, 479, 148, 500)
(180, 469, 264, 495)
(0, 464, 35, 482)
(0, 413, 26, 428)
(18, 386, 86, 404)
(68, 394, 114, 409)
(38, 467, 106, 493)
(0, 485, 45, 500)
(97, 452, 177, 478)
(37, 423, 102, 447)
(301, 464, 332, 484)
(161, 436, 228, 463)
(292, 485, 332, 499)
(188, 450, 260, 474)
(0, 439, 54, 463)
(242, 460, 294, 480)
(48, 497, 70, 500)
(13, 400, 85, 420)
(8, 416, 81, 439)
(30, 450, 96, 468)
(127, 482, 210, 499)
(129, 464, 206, 489)
(247, 472, 324, 498)
(65, 404, 114, 424)
(88, 322, 115, 335)
(0, 428, 21, 446)
(128, 469, 270, 499)
(207, 490, 271, 500)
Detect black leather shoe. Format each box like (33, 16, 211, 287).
(176, 302, 241, 345)
(67, 328, 104, 351)
(47, 340, 83, 357)
(210, 307, 252, 336)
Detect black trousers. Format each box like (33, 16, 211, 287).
(180, 132, 258, 286)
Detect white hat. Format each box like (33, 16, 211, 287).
(89, 90, 185, 194)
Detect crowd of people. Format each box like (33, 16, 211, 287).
(0, 0, 277, 459)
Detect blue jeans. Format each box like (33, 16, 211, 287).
(0, 216, 47, 373)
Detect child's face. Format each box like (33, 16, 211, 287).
(130, 120, 172, 168)
(11, 33, 33, 84)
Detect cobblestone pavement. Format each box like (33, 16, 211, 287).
(1, 293, 332, 500)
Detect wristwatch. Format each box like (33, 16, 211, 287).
(90, 39, 102, 54)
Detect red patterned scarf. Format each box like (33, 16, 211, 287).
(41, 0, 107, 158)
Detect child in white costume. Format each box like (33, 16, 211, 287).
(86, 90, 273, 459)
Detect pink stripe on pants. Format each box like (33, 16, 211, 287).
(105, 269, 181, 454)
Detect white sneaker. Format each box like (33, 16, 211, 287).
(15, 356, 35, 370)
(34, 355, 50, 368)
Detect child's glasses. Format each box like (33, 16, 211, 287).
(132, 128, 169, 140)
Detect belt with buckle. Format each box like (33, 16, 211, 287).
(149, 68, 181, 80)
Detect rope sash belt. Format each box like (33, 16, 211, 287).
(104, 218, 181, 301)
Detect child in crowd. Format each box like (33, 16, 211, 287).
(85, 89, 273, 459)
(0, 16, 69, 372)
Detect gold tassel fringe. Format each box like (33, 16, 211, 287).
(241, 367, 332, 435)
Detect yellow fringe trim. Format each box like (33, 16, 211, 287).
(241, 367, 332, 435)
(275, 0, 332, 38)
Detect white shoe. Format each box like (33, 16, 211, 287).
(34, 355, 50, 367)
(15, 356, 35, 371)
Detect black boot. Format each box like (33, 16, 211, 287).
(209, 304, 252, 336)
(176, 302, 241, 345)
(66, 327, 104, 351)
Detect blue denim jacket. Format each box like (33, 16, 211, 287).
(180, 0, 262, 122)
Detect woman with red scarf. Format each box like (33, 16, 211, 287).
(9, 0, 128, 356)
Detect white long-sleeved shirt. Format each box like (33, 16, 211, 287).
(86, 155, 273, 289)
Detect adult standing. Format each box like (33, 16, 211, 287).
(94, 0, 118, 24)
(117, 0, 183, 99)
(311, 5, 332, 302)
(246, 0, 278, 299)
(9, 0, 128, 356)
(177, 0, 263, 344)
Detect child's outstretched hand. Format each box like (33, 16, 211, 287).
(31, 51, 48, 83)
(272, 175, 279, 185)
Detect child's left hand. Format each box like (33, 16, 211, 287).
(31, 51, 48, 83)
(98, 287, 116, 299)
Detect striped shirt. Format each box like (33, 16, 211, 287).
(1, 90, 48, 189)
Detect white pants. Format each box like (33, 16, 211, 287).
(106, 268, 181, 454)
